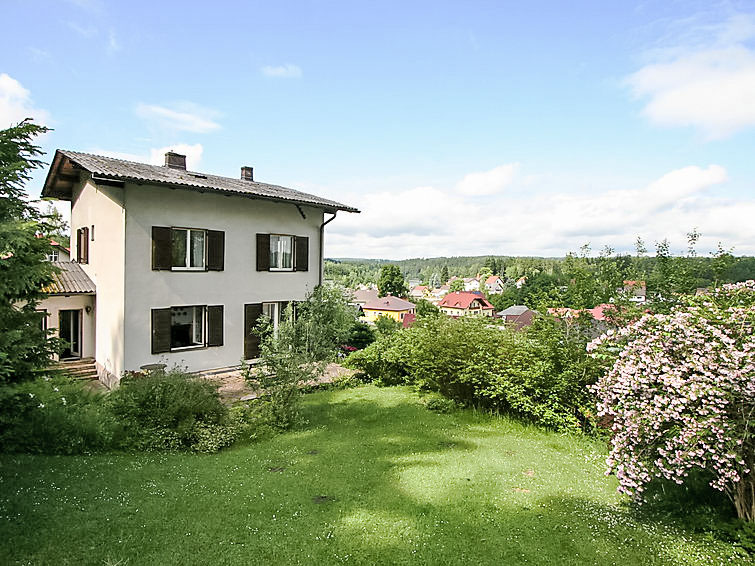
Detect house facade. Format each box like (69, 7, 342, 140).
(484, 275, 504, 294)
(361, 296, 416, 323)
(438, 291, 495, 318)
(42, 150, 357, 386)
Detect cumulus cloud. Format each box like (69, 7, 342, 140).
(135, 102, 221, 133)
(0, 73, 50, 128)
(626, 14, 755, 139)
(261, 64, 303, 78)
(91, 143, 204, 170)
(325, 164, 754, 259)
(456, 163, 519, 196)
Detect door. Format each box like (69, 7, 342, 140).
(59, 309, 82, 359)
(243, 303, 263, 359)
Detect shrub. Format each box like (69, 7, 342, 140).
(108, 367, 235, 452)
(0, 375, 119, 454)
(591, 281, 755, 521)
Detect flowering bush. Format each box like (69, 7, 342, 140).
(590, 281, 755, 521)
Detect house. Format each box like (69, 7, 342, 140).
(351, 288, 379, 307)
(463, 277, 481, 292)
(497, 305, 536, 329)
(46, 239, 70, 262)
(621, 280, 647, 303)
(515, 276, 527, 289)
(361, 295, 416, 324)
(428, 284, 450, 304)
(409, 285, 429, 300)
(484, 275, 504, 294)
(41, 149, 358, 387)
(438, 291, 495, 318)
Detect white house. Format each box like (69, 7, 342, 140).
(484, 275, 504, 294)
(41, 150, 358, 387)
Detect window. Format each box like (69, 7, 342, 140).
(256, 234, 309, 272)
(151, 305, 223, 354)
(76, 227, 89, 264)
(263, 302, 279, 333)
(152, 227, 224, 271)
(270, 235, 293, 270)
(46, 249, 59, 262)
(172, 228, 205, 270)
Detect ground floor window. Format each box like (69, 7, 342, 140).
(171, 306, 205, 349)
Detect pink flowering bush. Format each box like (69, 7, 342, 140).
(590, 281, 755, 521)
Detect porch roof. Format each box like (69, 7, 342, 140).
(44, 262, 96, 295)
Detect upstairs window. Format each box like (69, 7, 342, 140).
(46, 249, 59, 262)
(152, 226, 224, 271)
(256, 234, 309, 272)
(172, 228, 205, 270)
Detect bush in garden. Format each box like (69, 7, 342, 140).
(0, 375, 119, 454)
(108, 367, 237, 452)
(590, 281, 755, 521)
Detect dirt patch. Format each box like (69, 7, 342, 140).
(199, 363, 357, 405)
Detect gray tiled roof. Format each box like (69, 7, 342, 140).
(497, 305, 530, 316)
(43, 262, 96, 295)
(47, 150, 359, 213)
(363, 296, 416, 311)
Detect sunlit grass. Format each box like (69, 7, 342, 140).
(0, 385, 749, 565)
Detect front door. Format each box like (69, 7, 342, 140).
(243, 303, 263, 359)
(59, 309, 82, 359)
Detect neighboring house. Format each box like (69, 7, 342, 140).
(409, 285, 429, 300)
(463, 277, 481, 292)
(41, 149, 358, 387)
(351, 288, 379, 307)
(438, 291, 495, 318)
(621, 280, 647, 303)
(407, 279, 421, 288)
(547, 303, 616, 337)
(45, 239, 71, 262)
(515, 276, 527, 289)
(484, 275, 504, 294)
(497, 305, 536, 329)
(361, 295, 416, 324)
(428, 284, 450, 304)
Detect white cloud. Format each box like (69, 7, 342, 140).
(108, 30, 121, 53)
(627, 15, 755, 139)
(91, 143, 203, 170)
(135, 102, 221, 133)
(325, 164, 755, 259)
(456, 163, 519, 196)
(261, 64, 303, 78)
(0, 73, 50, 129)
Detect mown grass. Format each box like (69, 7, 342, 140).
(0, 385, 749, 565)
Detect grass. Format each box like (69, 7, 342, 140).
(0, 385, 749, 565)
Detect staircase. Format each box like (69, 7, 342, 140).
(54, 357, 98, 381)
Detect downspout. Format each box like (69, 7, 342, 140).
(319, 211, 338, 286)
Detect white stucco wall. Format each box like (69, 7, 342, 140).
(36, 294, 96, 360)
(122, 183, 324, 373)
(70, 179, 126, 383)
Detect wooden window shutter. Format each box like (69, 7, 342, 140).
(151, 308, 171, 354)
(294, 236, 309, 272)
(77, 227, 89, 264)
(207, 305, 224, 347)
(244, 303, 263, 359)
(76, 228, 83, 263)
(256, 233, 270, 271)
(206, 230, 225, 271)
(152, 226, 172, 270)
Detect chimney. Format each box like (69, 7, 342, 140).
(241, 166, 254, 181)
(164, 151, 187, 170)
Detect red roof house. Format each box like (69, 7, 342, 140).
(438, 291, 495, 318)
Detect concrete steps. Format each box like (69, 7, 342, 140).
(53, 357, 98, 381)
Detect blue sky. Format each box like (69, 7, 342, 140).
(2, 0, 755, 258)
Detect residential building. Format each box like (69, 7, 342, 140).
(438, 291, 495, 318)
(497, 305, 536, 329)
(409, 285, 429, 300)
(484, 275, 504, 294)
(621, 280, 647, 303)
(515, 276, 527, 289)
(41, 149, 358, 387)
(463, 277, 481, 292)
(45, 239, 70, 262)
(361, 295, 416, 323)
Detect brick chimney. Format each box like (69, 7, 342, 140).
(164, 151, 187, 170)
(241, 166, 254, 181)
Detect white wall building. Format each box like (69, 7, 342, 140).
(42, 150, 358, 387)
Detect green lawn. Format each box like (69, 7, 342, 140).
(0, 385, 748, 565)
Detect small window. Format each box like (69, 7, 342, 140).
(171, 228, 205, 270)
(46, 249, 59, 262)
(170, 306, 205, 349)
(269, 235, 293, 270)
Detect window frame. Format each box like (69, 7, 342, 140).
(169, 305, 206, 351)
(46, 249, 59, 262)
(171, 227, 206, 271)
(269, 234, 294, 271)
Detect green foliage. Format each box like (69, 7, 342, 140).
(347, 320, 375, 349)
(414, 298, 440, 318)
(108, 367, 236, 452)
(291, 285, 358, 361)
(0, 120, 59, 383)
(449, 279, 465, 292)
(374, 314, 403, 337)
(346, 316, 601, 431)
(0, 375, 119, 454)
(377, 264, 408, 297)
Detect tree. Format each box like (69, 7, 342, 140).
(0, 120, 58, 383)
(378, 264, 408, 297)
(590, 281, 755, 521)
(449, 279, 465, 292)
(414, 298, 440, 318)
(441, 265, 449, 283)
(375, 314, 402, 337)
(40, 202, 69, 246)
